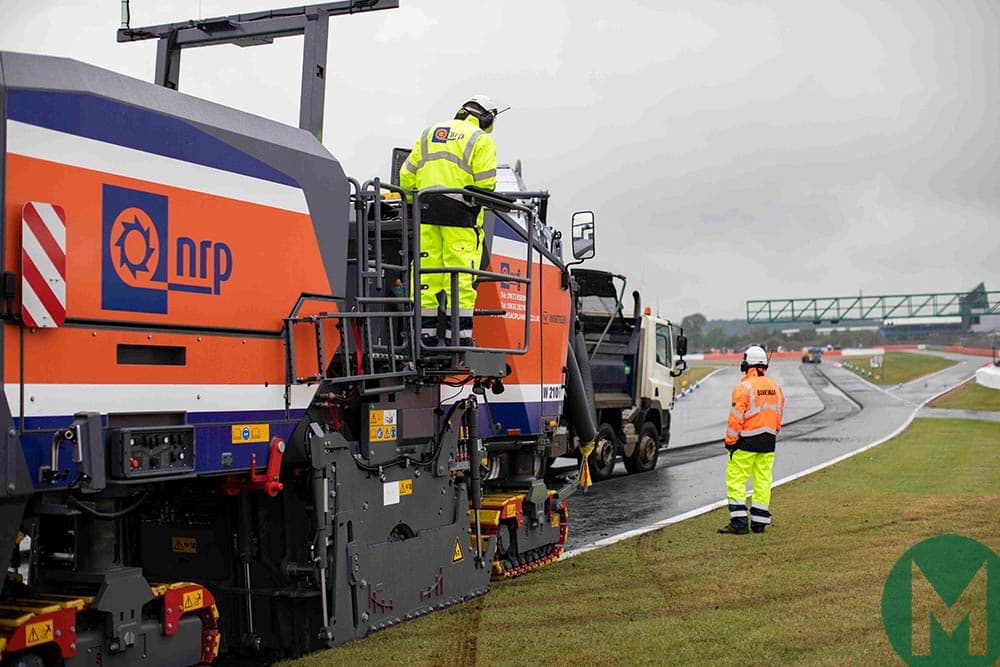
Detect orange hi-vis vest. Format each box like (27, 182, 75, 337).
(725, 368, 785, 451)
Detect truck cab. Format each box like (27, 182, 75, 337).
(572, 268, 685, 480)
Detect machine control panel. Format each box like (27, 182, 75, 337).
(109, 426, 196, 479)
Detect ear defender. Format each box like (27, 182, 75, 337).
(456, 105, 493, 131)
(740, 355, 749, 373)
(477, 109, 494, 131)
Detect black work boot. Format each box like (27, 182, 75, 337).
(717, 522, 749, 535)
(751, 524, 766, 534)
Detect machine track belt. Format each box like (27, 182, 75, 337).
(473, 492, 569, 581)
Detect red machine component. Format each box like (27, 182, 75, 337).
(2, 607, 77, 661)
(160, 584, 221, 663)
(222, 437, 286, 497)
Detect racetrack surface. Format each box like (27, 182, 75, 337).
(562, 352, 988, 552)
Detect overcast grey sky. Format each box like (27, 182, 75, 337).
(2, 1, 997, 320)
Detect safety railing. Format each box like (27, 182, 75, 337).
(284, 180, 541, 396)
(411, 186, 536, 364)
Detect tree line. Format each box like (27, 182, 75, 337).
(679, 313, 884, 354)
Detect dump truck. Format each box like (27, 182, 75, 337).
(570, 269, 687, 481)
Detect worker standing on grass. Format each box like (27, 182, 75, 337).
(399, 94, 504, 346)
(718, 345, 786, 535)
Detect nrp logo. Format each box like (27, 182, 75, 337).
(882, 534, 999, 665)
(102, 184, 232, 314)
(431, 126, 464, 144)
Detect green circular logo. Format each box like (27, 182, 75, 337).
(882, 535, 1000, 665)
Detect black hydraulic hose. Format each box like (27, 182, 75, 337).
(66, 489, 148, 520)
(565, 346, 598, 444)
(573, 329, 598, 422)
(464, 398, 484, 566)
(564, 274, 598, 444)
(464, 399, 482, 510)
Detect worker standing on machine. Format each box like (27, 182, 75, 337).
(399, 94, 504, 346)
(719, 345, 786, 534)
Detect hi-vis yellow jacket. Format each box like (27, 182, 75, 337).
(399, 118, 497, 194)
(725, 367, 786, 452)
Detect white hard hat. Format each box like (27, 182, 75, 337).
(464, 94, 502, 115)
(744, 345, 768, 367)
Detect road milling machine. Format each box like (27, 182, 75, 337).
(0, 2, 693, 664)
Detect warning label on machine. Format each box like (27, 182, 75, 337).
(171, 536, 197, 554)
(25, 619, 53, 646)
(182, 590, 204, 611)
(232, 423, 269, 444)
(368, 409, 398, 442)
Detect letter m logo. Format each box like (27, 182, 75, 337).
(911, 559, 987, 656)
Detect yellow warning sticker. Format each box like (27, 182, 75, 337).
(452, 538, 464, 563)
(182, 589, 205, 611)
(399, 479, 413, 496)
(171, 536, 197, 554)
(369, 409, 397, 425)
(25, 619, 53, 646)
(369, 424, 398, 442)
(503, 504, 517, 519)
(231, 424, 269, 444)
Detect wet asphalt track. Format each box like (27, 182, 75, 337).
(560, 351, 990, 551)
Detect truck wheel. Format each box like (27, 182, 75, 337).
(587, 424, 618, 481)
(624, 422, 659, 474)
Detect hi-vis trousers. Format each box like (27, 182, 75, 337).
(725, 449, 775, 529)
(418, 224, 481, 342)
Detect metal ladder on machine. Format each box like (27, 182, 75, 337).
(283, 178, 417, 396)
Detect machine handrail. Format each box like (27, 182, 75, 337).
(410, 186, 535, 359)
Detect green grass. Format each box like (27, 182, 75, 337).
(841, 351, 956, 385)
(674, 365, 718, 393)
(930, 377, 1000, 411)
(287, 418, 1000, 667)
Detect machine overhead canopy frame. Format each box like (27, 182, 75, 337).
(117, 0, 399, 140)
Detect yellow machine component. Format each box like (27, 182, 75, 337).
(0, 592, 89, 662)
(0, 582, 219, 664)
(472, 490, 569, 580)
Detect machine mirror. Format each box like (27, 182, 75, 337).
(571, 211, 596, 260)
(675, 333, 688, 357)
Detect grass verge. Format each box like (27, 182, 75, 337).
(289, 418, 1000, 666)
(674, 365, 718, 393)
(930, 377, 1000, 411)
(840, 351, 955, 385)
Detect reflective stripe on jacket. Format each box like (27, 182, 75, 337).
(725, 368, 785, 450)
(399, 118, 497, 194)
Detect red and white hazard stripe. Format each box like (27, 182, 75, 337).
(21, 202, 67, 328)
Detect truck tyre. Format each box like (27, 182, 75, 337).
(587, 423, 618, 481)
(624, 422, 659, 474)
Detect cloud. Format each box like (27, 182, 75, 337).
(1, 0, 997, 320)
